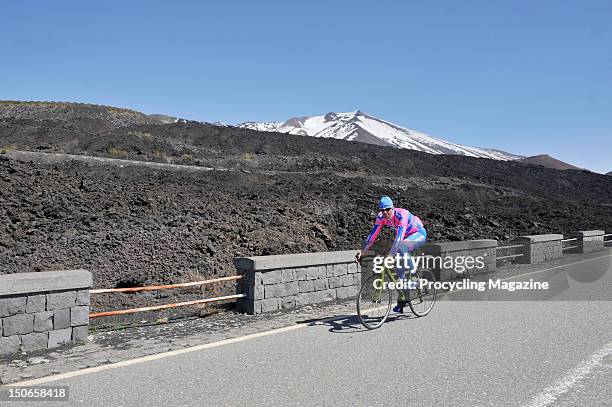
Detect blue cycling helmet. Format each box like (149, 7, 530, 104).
(379, 196, 393, 209)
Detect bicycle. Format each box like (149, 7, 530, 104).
(356, 257, 437, 330)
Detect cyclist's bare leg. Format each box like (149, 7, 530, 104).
(393, 236, 427, 312)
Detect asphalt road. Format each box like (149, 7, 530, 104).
(2, 252, 611, 407)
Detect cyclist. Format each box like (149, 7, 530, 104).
(355, 196, 427, 313)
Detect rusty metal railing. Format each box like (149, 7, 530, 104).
(89, 275, 244, 318)
(561, 237, 578, 251)
(496, 244, 524, 261)
(90, 275, 243, 294)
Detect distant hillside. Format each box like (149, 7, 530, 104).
(0, 100, 165, 128)
(607, 171, 612, 176)
(520, 154, 581, 171)
(238, 110, 523, 161)
(148, 114, 178, 124)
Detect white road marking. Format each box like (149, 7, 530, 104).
(2, 311, 359, 387)
(525, 341, 612, 407)
(2, 324, 307, 387)
(3, 253, 610, 387)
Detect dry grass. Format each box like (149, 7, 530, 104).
(181, 270, 207, 295)
(181, 270, 227, 317)
(108, 147, 127, 157)
(152, 148, 166, 158)
(241, 152, 256, 161)
(0, 144, 15, 154)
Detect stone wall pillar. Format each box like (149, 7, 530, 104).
(234, 251, 360, 315)
(421, 240, 498, 281)
(513, 234, 563, 264)
(570, 230, 605, 253)
(0, 270, 92, 357)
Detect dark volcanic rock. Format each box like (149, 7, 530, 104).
(0, 101, 161, 128)
(0, 110, 611, 312)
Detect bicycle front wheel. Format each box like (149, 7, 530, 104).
(357, 273, 393, 330)
(407, 269, 437, 317)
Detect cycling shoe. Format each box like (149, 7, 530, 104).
(393, 302, 405, 313)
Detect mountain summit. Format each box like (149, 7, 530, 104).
(237, 111, 522, 161)
(520, 154, 582, 171)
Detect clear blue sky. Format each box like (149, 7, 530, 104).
(2, 1, 610, 173)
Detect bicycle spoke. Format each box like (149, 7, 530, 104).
(357, 274, 392, 329)
(408, 269, 437, 317)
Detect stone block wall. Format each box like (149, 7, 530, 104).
(234, 251, 360, 314)
(233, 230, 608, 314)
(0, 270, 92, 357)
(513, 234, 563, 264)
(421, 240, 498, 280)
(570, 230, 605, 253)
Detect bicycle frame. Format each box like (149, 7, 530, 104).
(374, 266, 408, 302)
(357, 260, 436, 329)
(374, 265, 428, 304)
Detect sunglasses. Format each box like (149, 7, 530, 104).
(381, 207, 393, 212)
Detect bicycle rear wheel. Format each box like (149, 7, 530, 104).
(357, 273, 393, 330)
(407, 269, 437, 317)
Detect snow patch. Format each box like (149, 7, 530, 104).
(237, 111, 521, 161)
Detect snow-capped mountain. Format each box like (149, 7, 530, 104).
(237, 111, 523, 161)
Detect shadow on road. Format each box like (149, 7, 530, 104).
(299, 312, 419, 334)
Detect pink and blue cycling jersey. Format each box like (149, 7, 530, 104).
(362, 207, 427, 254)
